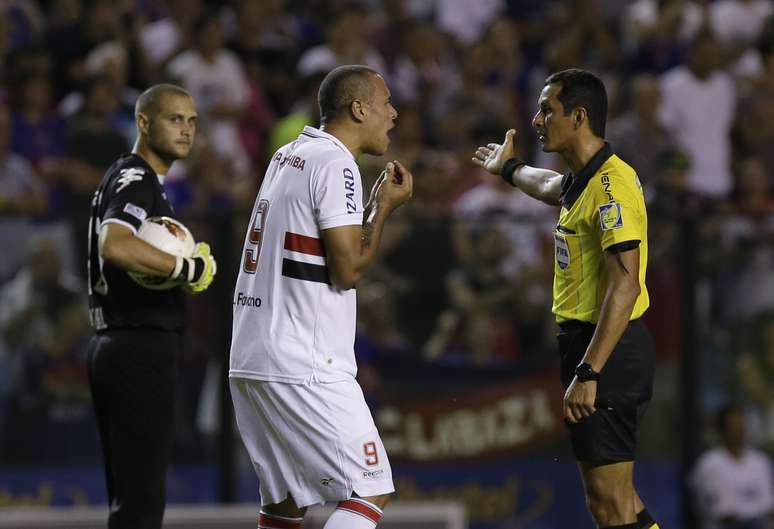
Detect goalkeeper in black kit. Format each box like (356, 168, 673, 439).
(85, 84, 216, 529)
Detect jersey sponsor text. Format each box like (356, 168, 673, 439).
(344, 168, 357, 213)
(234, 292, 262, 307)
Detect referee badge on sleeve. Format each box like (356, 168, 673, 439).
(598, 202, 623, 231)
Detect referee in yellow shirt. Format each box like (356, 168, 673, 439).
(473, 69, 659, 529)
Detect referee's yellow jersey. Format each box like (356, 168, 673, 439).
(552, 143, 649, 324)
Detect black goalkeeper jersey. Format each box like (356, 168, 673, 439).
(87, 153, 187, 332)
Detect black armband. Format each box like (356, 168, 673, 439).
(501, 158, 527, 186)
(605, 240, 640, 254)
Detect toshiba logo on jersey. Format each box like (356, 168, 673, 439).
(273, 151, 306, 170)
(234, 292, 262, 307)
(343, 168, 357, 213)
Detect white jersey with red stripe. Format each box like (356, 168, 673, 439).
(229, 126, 365, 384)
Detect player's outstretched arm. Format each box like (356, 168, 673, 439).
(100, 223, 216, 291)
(322, 161, 413, 290)
(472, 129, 564, 206)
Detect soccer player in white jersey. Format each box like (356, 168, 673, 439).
(229, 65, 413, 529)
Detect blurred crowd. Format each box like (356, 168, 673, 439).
(0, 0, 772, 471)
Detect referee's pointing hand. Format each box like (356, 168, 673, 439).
(563, 377, 597, 424)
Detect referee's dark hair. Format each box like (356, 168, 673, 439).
(318, 65, 379, 124)
(545, 69, 608, 138)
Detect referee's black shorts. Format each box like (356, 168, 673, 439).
(87, 328, 179, 529)
(557, 318, 655, 463)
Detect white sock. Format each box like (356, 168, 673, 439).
(258, 511, 303, 529)
(322, 498, 383, 529)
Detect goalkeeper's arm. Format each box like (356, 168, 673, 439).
(100, 223, 216, 292)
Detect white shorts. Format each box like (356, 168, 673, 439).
(230, 377, 394, 508)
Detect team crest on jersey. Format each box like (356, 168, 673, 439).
(598, 202, 623, 231)
(555, 234, 570, 270)
(116, 167, 145, 192)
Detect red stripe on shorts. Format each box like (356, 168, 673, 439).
(258, 513, 302, 529)
(337, 499, 382, 524)
(284, 232, 326, 256)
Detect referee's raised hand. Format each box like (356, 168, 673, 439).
(472, 129, 517, 176)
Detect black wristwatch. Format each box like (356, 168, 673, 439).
(575, 362, 600, 382)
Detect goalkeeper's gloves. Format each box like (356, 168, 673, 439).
(169, 242, 217, 293)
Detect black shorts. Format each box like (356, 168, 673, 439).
(87, 328, 178, 529)
(557, 319, 655, 463)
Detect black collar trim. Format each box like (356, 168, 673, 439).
(560, 142, 614, 209)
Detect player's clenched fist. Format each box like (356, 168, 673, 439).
(375, 160, 413, 211)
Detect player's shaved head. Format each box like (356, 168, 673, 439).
(134, 83, 191, 119)
(318, 65, 379, 124)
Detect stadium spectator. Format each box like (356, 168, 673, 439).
(432, 0, 504, 46)
(297, 6, 387, 80)
(622, 0, 707, 72)
(712, 158, 774, 326)
(139, 0, 203, 69)
(59, 40, 140, 144)
(658, 32, 737, 199)
(167, 9, 251, 175)
(65, 73, 130, 277)
(9, 72, 67, 167)
(230, 40, 277, 174)
(266, 71, 323, 156)
(726, 157, 773, 215)
(8, 69, 84, 260)
(387, 24, 455, 107)
(452, 167, 552, 272)
(354, 281, 410, 396)
(0, 238, 89, 463)
(450, 170, 554, 360)
(375, 152, 457, 350)
(431, 44, 520, 143)
(710, 0, 773, 48)
(527, 4, 621, 169)
(41, 0, 81, 35)
(690, 402, 774, 529)
(164, 139, 254, 216)
(427, 224, 521, 365)
(736, 312, 774, 451)
(607, 74, 675, 186)
(43, 0, 125, 100)
(732, 25, 774, 168)
(0, 103, 47, 281)
(228, 0, 299, 60)
(644, 150, 696, 366)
